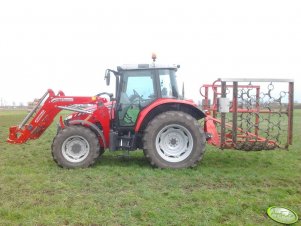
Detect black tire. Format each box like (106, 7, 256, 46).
(51, 126, 100, 168)
(99, 147, 105, 156)
(143, 111, 206, 168)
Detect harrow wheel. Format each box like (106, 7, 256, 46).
(143, 111, 206, 168)
(52, 125, 100, 168)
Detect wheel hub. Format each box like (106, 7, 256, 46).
(62, 136, 90, 163)
(155, 124, 193, 163)
(169, 138, 178, 147)
(71, 143, 81, 153)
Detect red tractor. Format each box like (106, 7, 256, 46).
(7, 58, 207, 168)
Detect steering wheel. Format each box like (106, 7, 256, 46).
(130, 89, 143, 103)
(95, 92, 113, 101)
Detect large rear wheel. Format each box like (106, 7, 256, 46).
(52, 126, 100, 168)
(143, 111, 206, 168)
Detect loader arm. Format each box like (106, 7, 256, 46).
(7, 89, 108, 144)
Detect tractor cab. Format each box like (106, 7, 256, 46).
(105, 64, 181, 127)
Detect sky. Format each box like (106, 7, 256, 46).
(0, 0, 300, 106)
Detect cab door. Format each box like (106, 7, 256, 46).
(118, 69, 157, 126)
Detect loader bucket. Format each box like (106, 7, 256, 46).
(7, 126, 18, 144)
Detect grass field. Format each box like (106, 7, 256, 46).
(0, 110, 300, 225)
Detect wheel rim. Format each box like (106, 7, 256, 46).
(62, 135, 90, 163)
(155, 124, 193, 163)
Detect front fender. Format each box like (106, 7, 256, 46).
(67, 120, 106, 147)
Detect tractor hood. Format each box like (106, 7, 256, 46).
(64, 101, 115, 124)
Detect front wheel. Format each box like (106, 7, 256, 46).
(143, 111, 206, 168)
(51, 126, 100, 168)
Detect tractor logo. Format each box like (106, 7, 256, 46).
(50, 97, 74, 103)
(267, 206, 299, 224)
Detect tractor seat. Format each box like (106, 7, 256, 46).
(161, 87, 168, 97)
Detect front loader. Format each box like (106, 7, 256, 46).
(7, 57, 207, 169)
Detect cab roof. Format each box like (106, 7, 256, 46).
(117, 64, 180, 71)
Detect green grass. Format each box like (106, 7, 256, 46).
(0, 110, 300, 225)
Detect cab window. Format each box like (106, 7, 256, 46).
(159, 69, 179, 98)
(118, 70, 156, 126)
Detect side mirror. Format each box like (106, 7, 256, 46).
(104, 70, 111, 86)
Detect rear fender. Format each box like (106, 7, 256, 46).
(134, 99, 206, 132)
